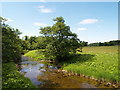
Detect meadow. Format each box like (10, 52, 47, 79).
(24, 46, 119, 83)
(61, 46, 118, 82)
(24, 49, 55, 60)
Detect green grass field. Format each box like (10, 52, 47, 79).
(62, 46, 118, 82)
(24, 49, 55, 60)
(24, 46, 119, 82)
(24, 49, 46, 60)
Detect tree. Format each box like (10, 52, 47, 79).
(2, 17, 22, 63)
(88, 40, 120, 46)
(40, 17, 80, 62)
(20, 39, 29, 51)
(24, 35, 29, 41)
(35, 36, 47, 49)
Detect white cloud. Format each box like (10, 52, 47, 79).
(79, 19, 99, 24)
(37, 5, 54, 13)
(34, 22, 47, 27)
(38, 0, 46, 2)
(77, 28, 87, 31)
(40, 8, 53, 13)
(38, 5, 45, 8)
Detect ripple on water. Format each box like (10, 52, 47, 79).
(20, 60, 112, 88)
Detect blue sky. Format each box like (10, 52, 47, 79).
(1, 2, 118, 43)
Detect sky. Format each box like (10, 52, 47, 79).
(1, 2, 118, 43)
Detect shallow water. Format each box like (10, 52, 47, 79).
(19, 59, 113, 88)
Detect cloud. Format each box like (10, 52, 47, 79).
(38, 0, 46, 2)
(37, 5, 53, 13)
(38, 5, 45, 8)
(40, 8, 53, 13)
(79, 19, 99, 24)
(77, 28, 87, 31)
(34, 22, 47, 27)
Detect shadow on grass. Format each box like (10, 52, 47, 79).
(59, 53, 95, 65)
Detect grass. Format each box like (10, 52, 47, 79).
(24, 49, 55, 61)
(24, 46, 119, 82)
(61, 46, 118, 82)
(2, 62, 36, 88)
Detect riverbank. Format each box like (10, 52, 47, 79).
(24, 46, 119, 86)
(24, 49, 55, 61)
(60, 46, 118, 84)
(2, 62, 36, 88)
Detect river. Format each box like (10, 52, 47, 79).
(19, 56, 112, 88)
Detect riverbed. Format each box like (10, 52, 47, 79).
(19, 57, 112, 88)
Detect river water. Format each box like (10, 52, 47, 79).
(19, 56, 111, 88)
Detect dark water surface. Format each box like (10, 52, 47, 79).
(20, 56, 111, 88)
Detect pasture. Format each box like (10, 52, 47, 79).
(62, 46, 118, 82)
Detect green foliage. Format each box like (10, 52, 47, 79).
(60, 46, 118, 82)
(34, 36, 47, 49)
(40, 17, 80, 61)
(89, 40, 120, 46)
(21, 36, 47, 51)
(2, 62, 36, 88)
(1, 17, 35, 88)
(0, 17, 7, 22)
(2, 22, 22, 63)
(79, 41, 88, 46)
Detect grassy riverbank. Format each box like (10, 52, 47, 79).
(24, 49, 55, 60)
(2, 62, 36, 88)
(24, 46, 119, 82)
(61, 46, 118, 82)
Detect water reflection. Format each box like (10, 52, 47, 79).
(20, 61, 58, 87)
(20, 61, 109, 88)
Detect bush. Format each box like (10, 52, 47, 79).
(2, 62, 36, 88)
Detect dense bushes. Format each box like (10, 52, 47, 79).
(20, 36, 47, 51)
(2, 62, 36, 88)
(2, 23, 22, 63)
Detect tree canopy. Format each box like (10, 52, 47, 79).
(88, 40, 120, 46)
(1, 17, 22, 63)
(40, 17, 80, 61)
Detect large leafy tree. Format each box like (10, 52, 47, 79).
(1, 17, 22, 63)
(40, 17, 80, 62)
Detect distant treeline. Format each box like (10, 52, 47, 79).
(88, 40, 120, 46)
